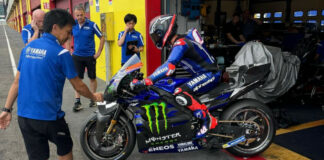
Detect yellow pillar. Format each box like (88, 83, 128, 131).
(89, 0, 147, 81)
(26, 0, 32, 24)
(19, 0, 24, 29)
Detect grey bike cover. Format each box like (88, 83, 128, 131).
(229, 41, 300, 103)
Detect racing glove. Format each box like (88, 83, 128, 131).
(130, 78, 153, 90)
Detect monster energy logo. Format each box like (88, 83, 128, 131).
(142, 102, 167, 134)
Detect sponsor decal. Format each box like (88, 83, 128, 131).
(131, 35, 138, 39)
(107, 85, 114, 94)
(177, 145, 199, 152)
(142, 102, 167, 134)
(187, 74, 207, 87)
(152, 67, 168, 77)
(222, 136, 246, 148)
(148, 144, 175, 152)
(145, 132, 181, 144)
(177, 141, 194, 148)
(83, 26, 90, 30)
(193, 76, 215, 92)
(25, 47, 47, 59)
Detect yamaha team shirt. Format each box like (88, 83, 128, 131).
(17, 33, 78, 120)
(118, 30, 144, 63)
(21, 24, 41, 45)
(72, 18, 102, 57)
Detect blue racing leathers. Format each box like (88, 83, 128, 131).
(148, 28, 220, 138)
(148, 28, 221, 94)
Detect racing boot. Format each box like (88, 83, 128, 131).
(182, 92, 218, 138)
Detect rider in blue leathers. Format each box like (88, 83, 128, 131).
(132, 14, 219, 138)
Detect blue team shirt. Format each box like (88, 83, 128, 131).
(21, 24, 40, 45)
(118, 30, 144, 63)
(17, 33, 78, 120)
(72, 19, 102, 57)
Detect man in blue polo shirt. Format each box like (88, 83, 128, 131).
(0, 9, 103, 160)
(68, 5, 105, 112)
(21, 9, 45, 45)
(118, 13, 144, 65)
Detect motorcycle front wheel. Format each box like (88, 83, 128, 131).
(221, 99, 275, 157)
(80, 113, 136, 160)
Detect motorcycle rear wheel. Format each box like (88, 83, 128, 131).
(221, 99, 275, 157)
(80, 113, 136, 160)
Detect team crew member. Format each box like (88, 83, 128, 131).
(70, 6, 105, 112)
(21, 9, 45, 45)
(131, 15, 218, 138)
(118, 13, 144, 65)
(224, 13, 246, 45)
(0, 9, 103, 160)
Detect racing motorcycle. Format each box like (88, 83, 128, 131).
(282, 33, 324, 105)
(80, 55, 275, 160)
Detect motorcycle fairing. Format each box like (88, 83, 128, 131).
(133, 99, 198, 153)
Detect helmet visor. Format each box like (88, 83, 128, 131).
(150, 32, 163, 49)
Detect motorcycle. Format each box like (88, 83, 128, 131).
(282, 34, 324, 105)
(80, 55, 275, 160)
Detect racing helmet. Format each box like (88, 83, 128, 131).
(149, 14, 178, 50)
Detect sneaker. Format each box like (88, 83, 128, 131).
(73, 102, 83, 112)
(89, 100, 97, 108)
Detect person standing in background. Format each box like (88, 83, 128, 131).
(241, 10, 262, 41)
(0, 9, 103, 160)
(224, 13, 246, 45)
(21, 9, 45, 45)
(68, 5, 105, 112)
(118, 13, 144, 66)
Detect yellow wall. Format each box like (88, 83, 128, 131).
(89, 0, 147, 81)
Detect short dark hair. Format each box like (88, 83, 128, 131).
(43, 9, 76, 33)
(124, 13, 137, 24)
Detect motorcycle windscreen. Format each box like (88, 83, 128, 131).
(120, 54, 143, 73)
(105, 55, 143, 101)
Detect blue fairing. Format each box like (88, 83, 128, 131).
(154, 77, 191, 93)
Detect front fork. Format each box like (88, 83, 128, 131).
(105, 105, 122, 134)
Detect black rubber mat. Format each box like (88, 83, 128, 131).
(274, 125, 324, 160)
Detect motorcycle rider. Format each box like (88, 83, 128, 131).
(132, 14, 219, 138)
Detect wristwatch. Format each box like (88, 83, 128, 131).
(1, 107, 12, 113)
